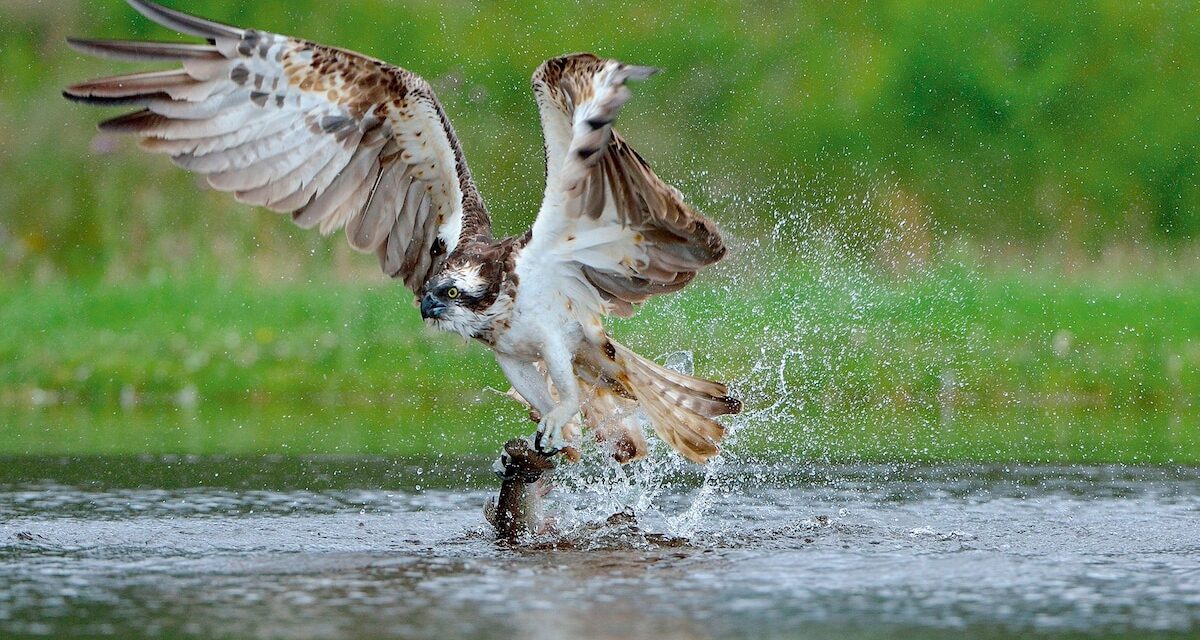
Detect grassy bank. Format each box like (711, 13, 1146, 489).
(2, 260, 1196, 464)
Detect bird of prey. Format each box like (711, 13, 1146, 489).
(65, 0, 741, 464)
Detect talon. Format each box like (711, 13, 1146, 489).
(533, 429, 562, 456)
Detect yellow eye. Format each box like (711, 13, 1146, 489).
(446, 287, 460, 299)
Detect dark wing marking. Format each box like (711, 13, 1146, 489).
(530, 53, 726, 317)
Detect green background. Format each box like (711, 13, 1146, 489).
(1, 0, 1196, 463)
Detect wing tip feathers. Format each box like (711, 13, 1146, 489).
(62, 89, 163, 108)
(65, 37, 221, 62)
(124, 0, 244, 40)
(621, 64, 660, 82)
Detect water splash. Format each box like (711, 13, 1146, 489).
(534, 165, 982, 541)
(543, 351, 748, 541)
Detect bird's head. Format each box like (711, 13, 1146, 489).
(420, 259, 499, 339)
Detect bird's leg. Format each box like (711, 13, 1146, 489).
(535, 340, 581, 455)
(495, 354, 557, 475)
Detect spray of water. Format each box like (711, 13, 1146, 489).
(527, 165, 973, 544)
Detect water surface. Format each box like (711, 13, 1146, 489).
(1, 456, 1198, 639)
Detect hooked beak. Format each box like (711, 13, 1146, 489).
(420, 292, 446, 320)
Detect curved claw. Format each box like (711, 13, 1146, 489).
(533, 429, 563, 457)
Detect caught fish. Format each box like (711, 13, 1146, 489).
(486, 438, 556, 539)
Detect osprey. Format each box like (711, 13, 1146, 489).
(66, 0, 741, 464)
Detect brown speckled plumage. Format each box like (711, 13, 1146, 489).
(65, 1, 741, 467)
(66, 1, 489, 297)
(531, 55, 727, 316)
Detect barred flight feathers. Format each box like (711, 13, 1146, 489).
(66, 4, 741, 468)
(528, 53, 729, 318)
(65, 0, 490, 294)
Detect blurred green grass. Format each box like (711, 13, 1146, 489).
(1, 0, 1198, 463)
(2, 262, 1196, 463)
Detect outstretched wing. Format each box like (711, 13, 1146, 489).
(65, 0, 490, 293)
(526, 53, 727, 318)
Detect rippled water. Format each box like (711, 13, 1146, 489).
(1, 456, 1198, 639)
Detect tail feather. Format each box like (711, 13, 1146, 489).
(608, 340, 740, 464)
(506, 339, 740, 465)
